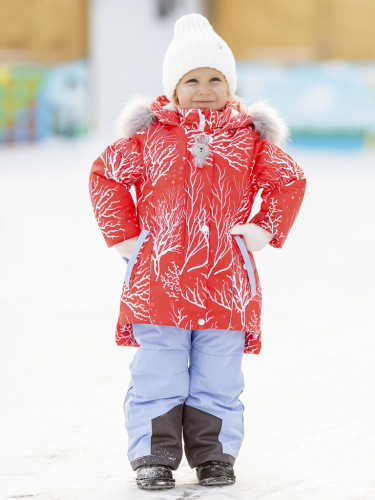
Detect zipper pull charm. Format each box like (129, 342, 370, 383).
(191, 134, 211, 168)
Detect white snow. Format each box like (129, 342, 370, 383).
(1, 138, 375, 499)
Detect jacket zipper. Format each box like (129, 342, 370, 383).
(197, 109, 205, 132)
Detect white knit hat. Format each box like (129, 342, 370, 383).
(163, 13, 237, 102)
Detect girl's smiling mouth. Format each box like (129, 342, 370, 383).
(193, 101, 215, 105)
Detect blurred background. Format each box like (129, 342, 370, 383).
(1, 2, 375, 500)
(0, 0, 375, 146)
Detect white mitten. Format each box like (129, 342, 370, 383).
(230, 223, 273, 252)
(114, 236, 138, 259)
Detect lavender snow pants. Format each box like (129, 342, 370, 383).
(124, 324, 245, 470)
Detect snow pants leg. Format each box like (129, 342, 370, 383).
(183, 328, 246, 468)
(125, 324, 190, 470)
(124, 324, 245, 471)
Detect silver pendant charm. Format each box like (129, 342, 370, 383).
(191, 134, 211, 168)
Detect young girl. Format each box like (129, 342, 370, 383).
(89, 13, 305, 490)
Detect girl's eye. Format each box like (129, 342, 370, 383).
(211, 77, 221, 82)
(186, 79, 198, 83)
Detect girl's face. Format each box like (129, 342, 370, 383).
(174, 67, 229, 111)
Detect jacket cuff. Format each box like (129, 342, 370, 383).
(104, 221, 141, 247)
(249, 212, 277, 245)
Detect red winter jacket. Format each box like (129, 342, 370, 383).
(89, 96, 306, 354)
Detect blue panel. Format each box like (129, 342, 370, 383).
(125, 228, 150, 289)
(234, 236, 256, 299)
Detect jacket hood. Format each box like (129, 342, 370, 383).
(115, 95, 289, 147)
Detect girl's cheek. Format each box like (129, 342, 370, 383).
(214, 85, 227, 94)
(180, 86, 195, 92)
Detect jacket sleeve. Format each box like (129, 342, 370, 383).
(250, 140, 306, 248)
(89, 136, 144, 247)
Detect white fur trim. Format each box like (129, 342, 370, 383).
(248, 101, 290, 147)
(115, 97, 289, 147)
(115, 95, 155, 140)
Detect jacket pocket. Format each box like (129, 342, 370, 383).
(125, 228, 150, 289)
(233, 235, 257, 299)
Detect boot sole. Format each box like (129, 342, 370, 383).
(199, 476, 236, 486)
(137, 478, 175, 490)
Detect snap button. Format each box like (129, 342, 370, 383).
(201, 225, 209, 233)
(198, 318, 205, 326)
(243, 264, 246, 270)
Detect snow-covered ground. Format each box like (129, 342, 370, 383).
(1, 138, 374, 500)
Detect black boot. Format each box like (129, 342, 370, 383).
(196, 461, 236, 486)
(136, 465, 175, 490)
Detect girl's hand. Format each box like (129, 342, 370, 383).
(230, 223, 273, 252)
(114, 236, 139, 259)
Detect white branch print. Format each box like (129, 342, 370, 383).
(101, 138, 143, 186)
(120, 247, 150, 322)
(151, 186, 185, 279)
(161, 261, 180, 299)
(180, 162, 210, 274)
(210, 280, 232, 310)
(181, 277, 207, 309)
(232, 255, 253, 326)
(168, 302, 188, 327)
(260, 197, 283, 236)
(144, 126, 180, 186)
(89, 176, 124, 242)
(208, 162, 237, 277)
(116, 324, 138, 346)
(213, 129, 253, 172)
(246, 310, 261, 336)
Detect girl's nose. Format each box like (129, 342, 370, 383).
(197, 84, 211, 95)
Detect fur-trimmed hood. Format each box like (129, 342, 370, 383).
(115, 95, 289, 147)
